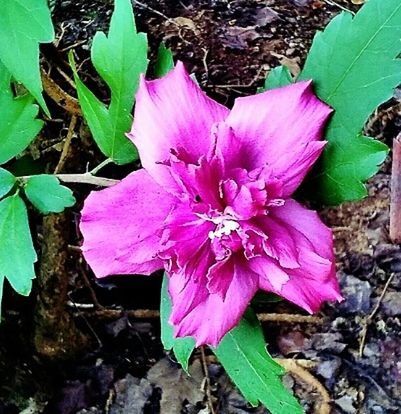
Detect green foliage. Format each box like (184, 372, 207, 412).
(0, 194, 37, 317)
(299, 0, 400, 204)
(0, 64, 77, 316)
(213, 310, 303, 414)
(0, 63, 43, 317)
(154, 43, 174, 78)
(0, 62, 43, 165)
(70, 0, 148, 165)
(252, 291, 283, 304)
(160, 277, 301, 411)
(0, 0, 54, 114)
(160, 274, 195, 373)
(24, 175, 76, 214)
(264, 65, 293, 90)
(0, 168, 16, 199)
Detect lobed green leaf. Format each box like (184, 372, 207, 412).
(0, 62, 43, 165)
(0, 194, 37, 315)
(24, 175, 76, 214)
(213, 310, 303, 414)
(71, 0, 148, 165)
(0, 168, 16, 199)
(299, 0, 401, 204)
(154, 43, 174, 78)
(264, 65, 293, 90)
(160, 274, 195, 373)
(0, 0, 54, 114)
(160, 277, 301, 411)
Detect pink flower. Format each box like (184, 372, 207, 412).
(80, 62, 342, 346)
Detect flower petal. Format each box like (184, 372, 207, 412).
(253, 199, 342, 312)
(271, 199, 335, 261)
(80, 169, 175, 277)
(226, 81, 332, 189)
(128, 62, 229, 191)
(254, 215, 300, 269)
(169, 256, 258, 346)
(271, 140, 326, 197)
(159, 202, 214, 281)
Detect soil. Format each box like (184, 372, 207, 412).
(1, 0, 401, 413)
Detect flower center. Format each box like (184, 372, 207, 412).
(208, 217, 240, 240)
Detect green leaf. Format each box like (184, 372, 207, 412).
(0, 62, 43, 165)
(24, 175, 76, 214)
(0, 276, 3, 320)
(0, 194, 36, 298)
(0, 168, 16, 199)
(154, 43, 174, 78)
(160, 277, 301, 411)
(213, 310, 303, 414)
(160, 274, 195, 373)
(299, 0, 401, 204)
(70, 0, 148, 165)
(264, 65, 293, 90)
(0, 0, 54, 114)
(252, 291, 283, 304)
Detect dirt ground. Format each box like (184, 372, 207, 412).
(1, 0, 401, 413)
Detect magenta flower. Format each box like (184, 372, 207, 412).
(80, 62, 342, 346)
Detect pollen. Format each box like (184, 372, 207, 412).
(208, 219, 240, 240)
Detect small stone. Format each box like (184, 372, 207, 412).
(311, 333, 347, 354)
(335, 395, 356, 414)
(282, 373, 295, 390)
(277, 331, 308, 356)
(254, 7, 279, 27)
(317, 357, 341, 380)
(382, 291, 401, 316)
(339, 273, 372, 314)
(370, 407, 384, 414)
(362, 342, 379, 358)
(110, 375, 153, 414)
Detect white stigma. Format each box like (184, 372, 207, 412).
(208, 219, 240, 240)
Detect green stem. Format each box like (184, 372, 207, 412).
(88, 158, 113, 175)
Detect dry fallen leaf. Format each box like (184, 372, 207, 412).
(147, 358, 205, 414)
(271, 52, 301, 77)
(170, 16, 200, 35)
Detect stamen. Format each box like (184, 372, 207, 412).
(208, 219, 240, 240)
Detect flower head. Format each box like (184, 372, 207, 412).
(80, 62, 342, 346)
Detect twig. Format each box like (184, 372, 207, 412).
(59, 40, 87, 53)
(80, 308, 160, 319)
(78, 262, 104, 310)
(277, 359, 332, 414)
(133, 0, 180, 27)
(55, 65, 77, 89)
(67, 297, 103, 348)
(200, 346, 216, 414)
(323, 0, 354, 14)
(257, 313, 324, 324)
(54, 115, 77, 174)
(212, 65, 266, 89)
(19, 173, 118, 187)
(202, 48, 209, 79)
(41, 68, 82, 116)
(77, 308, 324, 327)
(390, 134, 401, 242)
(358, 273, 395, 357)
